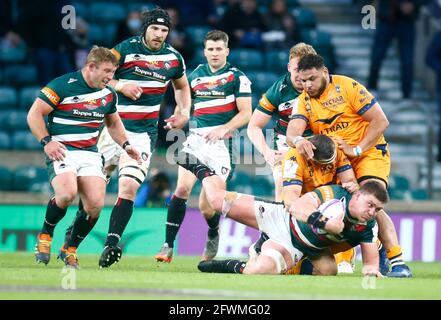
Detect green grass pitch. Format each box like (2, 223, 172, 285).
(1, 252, 441, 300)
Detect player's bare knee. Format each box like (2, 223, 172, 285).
(203, 190, 223, 213)
(220, 191, 240, 217)
(82, 202, 103, 218)
(118, 178, 140, 200)
(118, 165, 145, 198)
(55, 192, 76, 208)
(174, 185, 191, 199)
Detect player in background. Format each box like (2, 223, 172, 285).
(29, 47, 141, 268)
(61, 7, 191, 268)
(155, 30, 252, 263)
(286, 53, 411, 277)
(247, 42, 315, 202)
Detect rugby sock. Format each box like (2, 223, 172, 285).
(63, 200, 84, 248)
(224, 259, 246, 273)
(198, 259, 246, 273)
(176, 153, 215, 181)
(387, 245, 406, 268)
(41, 197, 68, 237)
(205, 213, 220, 237)
(164, 195, 187, 248)
(105, 198, 134, 247)
(67, 209, 98, 248)
(299, 258, 314, 275)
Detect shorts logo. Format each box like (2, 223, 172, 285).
(141, 152, 149, 161)
(221, 167, 229, 175)
(59, 163, 66, 169)
(259, 205, 265, 213)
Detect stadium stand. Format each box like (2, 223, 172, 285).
(0, 0, 437, 204)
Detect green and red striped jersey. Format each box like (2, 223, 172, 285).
(38, 70, 117, 152)
(111, 36, 186, 135)
(189, 62, 251, 128)
(289, 184, 376, 257)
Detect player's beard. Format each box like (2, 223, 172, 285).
(309, 77, 327, 98)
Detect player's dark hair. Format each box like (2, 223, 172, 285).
(359, 180, 389, 204)
(298, 54, 325, 72)
(140, 7, 171, 38)
(309, 134, 335, 164)
(204, 30, 229, 47)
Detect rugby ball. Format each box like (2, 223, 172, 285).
(318, 199, 345, 221)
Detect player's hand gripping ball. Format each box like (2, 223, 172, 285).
(318, 199, 345, 221)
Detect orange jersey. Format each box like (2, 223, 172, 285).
(282, 147, 352, 194)
(291, 75, 387, 147)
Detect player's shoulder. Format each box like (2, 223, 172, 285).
(116, 36, 141, 49)
(225, 63, 247, 78)
(314, 184, 348, 201)
(188, 64, 206, 82)
(332, 74, 361, 88)
(164, 43, 184, 59)
(46, 71, 80, 89)
(284, 147, 301, 159)
(264, 73, 289, 98)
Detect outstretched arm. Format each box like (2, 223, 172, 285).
(360, 242, 382, 277)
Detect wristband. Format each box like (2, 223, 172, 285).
(353, 145, 362, 157)
(292, 136, 305, 147)
(122, 140, 131, 151)
(307, 211, 328, 229)
(40, 135, 52, 147)
(115, 81, 125, 92)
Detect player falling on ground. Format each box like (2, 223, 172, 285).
(176, 151, 386, 276)
(246, 43, 355, 272)
(286, 53, 411, 277)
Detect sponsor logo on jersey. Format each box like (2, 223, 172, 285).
(144, 60, 161, 70)
(41, 87, 60, 105)
(314, 112, 344, 125)
(72, 109, 105, 118)
(319, 122, 349, 135)
(83, 99, 101, 109)
(134, 66, 166, 81)
(321, 96, 344, 108)
(278, 102, 292, 112)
